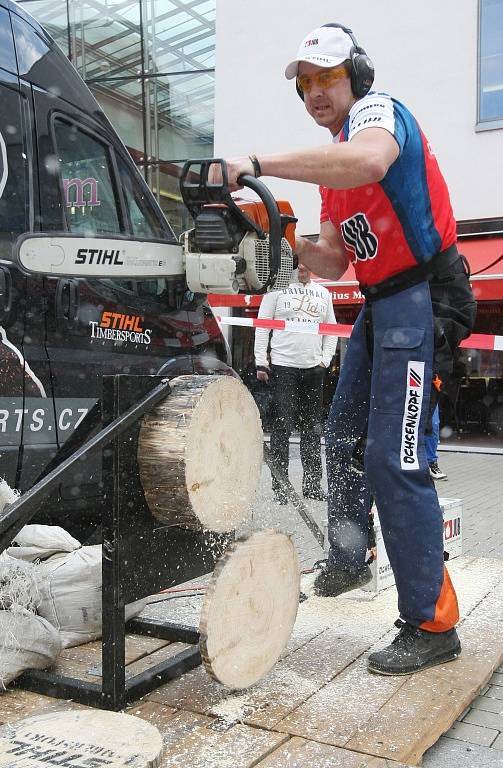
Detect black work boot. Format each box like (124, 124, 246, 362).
(368, 619, 461, 675)
(313, 560, 372, 597)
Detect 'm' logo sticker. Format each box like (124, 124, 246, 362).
(400, 361, 424, 470)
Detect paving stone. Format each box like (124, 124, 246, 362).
(463, 708, 503, 731)
(492, 733, 503, 751)
(485, 686, 503, 701)
(445, 721, 499, 747)
(458, 705, 471, 721)
(424, 736, 503, 767)
(471, 696, 503, 715)
(490, 673, 503, 686)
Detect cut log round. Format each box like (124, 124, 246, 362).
(138, 374, 263, 532)
(0, 710, 163, 768)
(200, 529, 300, 688)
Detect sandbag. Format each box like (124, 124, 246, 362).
(7, 524, 81, 563)
(0, 478, 18, 512)
(35, 545, 147, 647)
(0, 608, 61, 688)
(0, 552, 38, 612)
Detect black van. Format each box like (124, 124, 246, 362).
(0, 0, 231, 535)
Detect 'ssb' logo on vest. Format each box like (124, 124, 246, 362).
(341, 213, 378, 262)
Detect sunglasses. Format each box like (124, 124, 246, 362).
(296, 65, 348, 94)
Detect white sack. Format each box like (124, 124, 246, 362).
(7, 524, 81, 563)
(0, 478, 82, 562)
(0, 479, 18, 512)
(35, 545, 147, 647)
(0, 607, 61, 688)
(0, 553, 38, 612)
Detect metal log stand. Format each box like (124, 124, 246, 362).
(0, 375, 230, 710)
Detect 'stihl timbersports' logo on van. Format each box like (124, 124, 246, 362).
(89, 311, 152, 345)
(400, 361, 424, 470)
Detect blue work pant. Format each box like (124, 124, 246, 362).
(325, 281, 458, 630)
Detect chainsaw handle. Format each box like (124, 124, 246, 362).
(180, 160, 265, 239)
(236, 173, 282, 293)
(180, 159, 283, 292)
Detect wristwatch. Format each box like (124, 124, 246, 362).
(249, 154, 262, 178)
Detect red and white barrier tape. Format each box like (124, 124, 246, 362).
(215, 316, 503, 352)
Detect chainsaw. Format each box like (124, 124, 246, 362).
(180, 159, 297, 294)
(16, 159, 298, 296)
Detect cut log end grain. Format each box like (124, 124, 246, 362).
(138, 375, 263, 532)
(199, 530, 300, 689)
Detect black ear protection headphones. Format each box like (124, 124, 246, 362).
(296, 23, 374, 101)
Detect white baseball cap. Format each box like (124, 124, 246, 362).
(285, 25, 353, 80)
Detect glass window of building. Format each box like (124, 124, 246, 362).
(478, 0, 503, 128)
(20, 0, 215, 235)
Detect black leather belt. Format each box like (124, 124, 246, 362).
(359, 244, 462, 302)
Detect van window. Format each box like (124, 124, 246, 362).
(0, 82, 28, 259)
(0, 8, 17, 74)
(117, 157, 171, 241)
(54, 120, 122, 235)
(11, 12, 50, 78)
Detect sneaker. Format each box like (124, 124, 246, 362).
(368, 619, 461, 675)
(313, 560, 372, 597)
(303, 485, 327, 501)
(429, 461, 447, 481)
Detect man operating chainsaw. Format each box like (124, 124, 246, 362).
(211, 23, 476, 676)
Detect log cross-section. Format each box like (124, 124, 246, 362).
(200, 530, 300, 689)
(138, 375, 263, 532)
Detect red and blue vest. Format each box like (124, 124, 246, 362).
(320, 92, 456, 287)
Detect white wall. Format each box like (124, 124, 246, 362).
(214, 0, 502, 235)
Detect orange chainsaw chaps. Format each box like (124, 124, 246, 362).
(419, 565, 459, 632)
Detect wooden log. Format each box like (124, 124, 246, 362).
(138, 375, 263, 532)
(200, 530, 300, 689)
